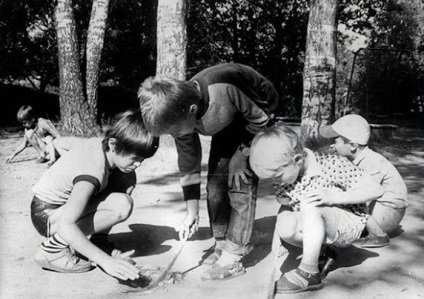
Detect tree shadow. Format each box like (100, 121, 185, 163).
(109, 223, 211, 258)
(243, 216, 276, 268)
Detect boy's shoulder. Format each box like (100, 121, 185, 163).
(356, 147, 393, 167)
(313, 150, 355, 168)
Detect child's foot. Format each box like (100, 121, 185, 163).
(360, 233, 390, 248)
(201, 251, 245, 280)
(201, 261, 245, 281)
(276, 268, 323, 294)
(47, 159, 56, 168)
(203, 248, 223, 265)
(34, 245, 94, 273)
(35, 156, 48, 164)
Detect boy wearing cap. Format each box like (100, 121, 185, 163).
(320, 114, 408, 248)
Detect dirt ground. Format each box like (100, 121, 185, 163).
(0, 126, 423, 299)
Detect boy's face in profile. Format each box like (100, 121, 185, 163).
(164, 109, 197, 137)
(272, 156, 302, 186)
(250, 136, 302, 185)
(22, 118, 36, 129)
(332, 136, 353, 158)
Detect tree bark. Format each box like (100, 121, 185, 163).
(86, 0, 110, 119)
(55, 0, 100, 136)
(156, 0, 187, 79)
(301, 0, 338, 148)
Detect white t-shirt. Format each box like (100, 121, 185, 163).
(32, 138, 110, 205)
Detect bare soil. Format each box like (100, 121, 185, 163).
(0, 126, 423, 299)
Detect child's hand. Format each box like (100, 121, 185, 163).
(100, 250, 140, 281)
(176, 213, 199, 240)
(304, 189, 338, 206)
(228, 149, 252, 190)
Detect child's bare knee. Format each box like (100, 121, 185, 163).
(109, 193, 134, 221)
(25, 129, 35, 139)
(276, 211, 301, 241)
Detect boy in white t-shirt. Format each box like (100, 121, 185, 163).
(31, 110, 159, 281)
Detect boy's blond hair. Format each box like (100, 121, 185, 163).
(250, 124, 303, 179)
(138, 76, 201, 136)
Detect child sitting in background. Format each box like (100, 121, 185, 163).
(249, 124, 383, 294)
(320, 114, 408, 247)
(6, 105, 61, 166)
(31, 110, 159, 281)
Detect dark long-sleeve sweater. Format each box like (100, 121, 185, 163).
(175, 63, 279, 200)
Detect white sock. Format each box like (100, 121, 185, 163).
(216, 250, 242, 266)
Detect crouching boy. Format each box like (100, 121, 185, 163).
(31, 110, 159, 281)
(320, 114, 408, 247)
(249, 124, 383, 294)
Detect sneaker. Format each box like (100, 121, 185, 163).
(360, 233, 390, 248)
(276, 268, 323, 294)
(201, 261, 246, 281)
(34, 245, 95, 273)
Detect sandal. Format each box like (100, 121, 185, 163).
(201, 262, 246, 281)
(203, 248, 222, 265)
(276, 268, 323, 294)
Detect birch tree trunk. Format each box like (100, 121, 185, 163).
(301, 0, 338, 148)
(86, 0, 110, 119)
(156, 0, 187, 79)
(55, 0, 103, 136)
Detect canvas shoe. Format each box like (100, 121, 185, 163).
(34, 245, 95, 273)
(360, 233, 390, 248)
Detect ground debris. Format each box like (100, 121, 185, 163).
(118, 265, 185, 293)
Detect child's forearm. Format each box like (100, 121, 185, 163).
(11, 140, 28, 157)
(337, 183, 383, 205)
(186, 199, 199, 217)
(57, 222, 109, 264)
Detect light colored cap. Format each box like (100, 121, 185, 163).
(320, 114, 370, 145)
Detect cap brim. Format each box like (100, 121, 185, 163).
(319, 125, 340, 139)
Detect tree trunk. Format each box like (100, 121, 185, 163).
(301, 0, 338, 148)
(156, 0, 187, 79)
(86, 0, 110, 120)
(55, 0, 100, 136)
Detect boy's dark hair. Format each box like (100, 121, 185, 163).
(17, 105, 37, 123)
(102, 109, 159, 158)
(137, 76, 201, 136)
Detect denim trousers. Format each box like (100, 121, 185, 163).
(206, 115, 259, 256)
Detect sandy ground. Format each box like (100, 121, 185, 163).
(0, 126, 423, 299)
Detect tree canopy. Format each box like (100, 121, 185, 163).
(1, 0, 422, 123)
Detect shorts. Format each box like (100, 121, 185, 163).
(324, 207, 368, 248)
(31, 196, 61, 237)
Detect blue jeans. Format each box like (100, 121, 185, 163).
(206, 115, 259, 256)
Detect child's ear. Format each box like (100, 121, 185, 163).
(188, 104, 198, 115)
(293, 153, 303, 164)
(349, 142, 358, 152)
(108, 138, 117, 152)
